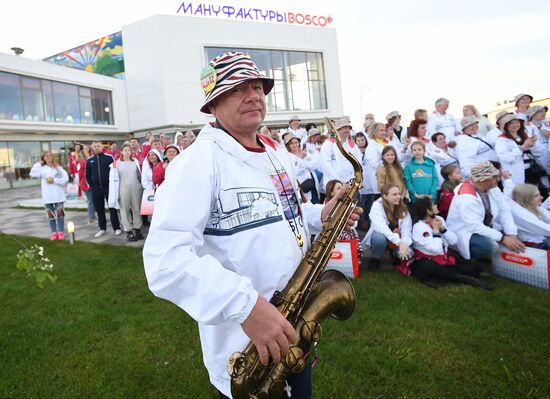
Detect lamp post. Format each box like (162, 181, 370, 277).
(67, 221, 75, 245)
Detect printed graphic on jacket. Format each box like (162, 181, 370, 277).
(205, 187, 282, 235)
(412, 169, 432, 178)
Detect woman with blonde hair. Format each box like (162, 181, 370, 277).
(511, 183, 550, 248)
(30, 151, 69, 240)
(463, 104, 493, 137)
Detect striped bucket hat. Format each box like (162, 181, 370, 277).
(200, 52, 274, 114)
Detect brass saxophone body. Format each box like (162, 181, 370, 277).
(228, 117, 363, 399)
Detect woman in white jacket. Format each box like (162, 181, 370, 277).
(411, 198, 494, 289)
(30, 151, 69, 240)
(511, 184, 550, 249)
(362, 183, 413, 270)
(364, 123, 389, 215)
(495, 114, 536, 185)
(285, 133, 320, 203)
(108, 143, 143, 241)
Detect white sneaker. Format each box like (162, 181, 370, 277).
(115, 229, 122, 236)
(94, 229, 106, 238)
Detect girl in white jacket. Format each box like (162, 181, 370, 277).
(29, 151, 69, 240)
(362, 183, 413, 270)
(511, 184, 550, 249)
(411, 198, 494, 289)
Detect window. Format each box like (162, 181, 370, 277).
(0, 72, 23, 120)
(204, 48, 327, 112)
(21, 77, 45, 121)
(7, 141, 42, 188)
(0, 141, 11, 190)
(0, 71, 114, 125)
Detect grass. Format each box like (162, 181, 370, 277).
(1, 234, 550, 399)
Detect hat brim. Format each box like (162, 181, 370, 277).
(200, 77, 274, 114)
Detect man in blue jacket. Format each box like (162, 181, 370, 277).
(86, 141, 121, 238)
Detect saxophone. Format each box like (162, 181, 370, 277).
(227, 117, 363, 399)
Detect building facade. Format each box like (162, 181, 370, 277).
(0, 14, 343, 190)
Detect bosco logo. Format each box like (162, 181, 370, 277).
(330, 250, 343, 260)
(501, 252, 534, 267)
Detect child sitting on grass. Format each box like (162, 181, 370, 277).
(438, 164, 462, 218)
(404, 141, 439, 203)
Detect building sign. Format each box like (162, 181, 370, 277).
(43, 32, 125, 79)
(176, 2, 333, 27)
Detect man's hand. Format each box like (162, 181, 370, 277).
(241, 296, 297, 366)
(321, 184, 363, 229)
(501, 235, 525, 253)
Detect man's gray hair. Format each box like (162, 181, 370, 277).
(435, 98, 450, 107)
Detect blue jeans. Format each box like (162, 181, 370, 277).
(370, 231, 414, 261)
(469, 234, 497, 259)
(44, 202, 64, 233)
(218, 363, 311, 399)
(84, 190, 96, 221)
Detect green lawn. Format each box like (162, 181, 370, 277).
(1, 235, 550, 399)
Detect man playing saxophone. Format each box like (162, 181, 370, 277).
(143, 52, 362, 398)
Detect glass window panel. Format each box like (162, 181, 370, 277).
(42, 80, 55, 122)
(22, 88, 45, 121)
(91, 89, 113, 124)
(79, 87, 91, 97)
(21, 77, 41, 90)
(0, 141, 12, 189)
(52, 82, 80, 123)
(203, 47, 327, 112)
(0, 71, 23, 120)
(80, 97, 94, 124)
(8, 141, 42, 188)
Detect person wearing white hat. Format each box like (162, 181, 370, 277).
(484, 111, 513, 155)
(446, 161, 523, 260)
(525, 105, 550, 178)
(284, 133, 321, 203)
(143, 52, 361, 399)
(386, 111, 407, 142)
(287, 115, 308, 145)
(495, 113, 537, 185)
(319, 115, 362, 190)
(513, 93, 533, 121)
(453, 116, 496, 180)
(426, 98, 462, 142)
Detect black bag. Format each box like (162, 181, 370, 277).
(526, 153, 547, 179)
(300, 178, 315, 193)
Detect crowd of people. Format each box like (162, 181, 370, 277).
(30, 93, 550, 280)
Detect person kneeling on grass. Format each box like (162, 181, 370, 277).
(411, 198, 494, 290)
(362, 183, 413, 271)
(446, 161, 524, 261)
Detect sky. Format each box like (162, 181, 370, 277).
(1, 0, 550, 127)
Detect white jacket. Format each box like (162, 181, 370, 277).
(412, 217, 458, 255)
(108, 159, 141, 209)
(426, 112, 462, 141)
(362, 198, 413, 247)
(319, 137, 362, 189)
(454, 133, 496, 180)
(510, 201, 550, 244)
(287, 127, 308, 145)
(446, 182, 517, 259)
(363, 140, 385, 194)
(29, 163, 68, 205)
(526, 123, 550, 174)
(495, 136, 525, 185)
(142, 124, 324, 397)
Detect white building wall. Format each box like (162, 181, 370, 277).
(0, 51, 130, 139)
(122, 15, 343, 132)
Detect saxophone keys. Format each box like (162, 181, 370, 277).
(284, 345, 304, 372)
(301, 320, 322, 344)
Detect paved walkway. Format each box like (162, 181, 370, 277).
(0, 186, 147, 247)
